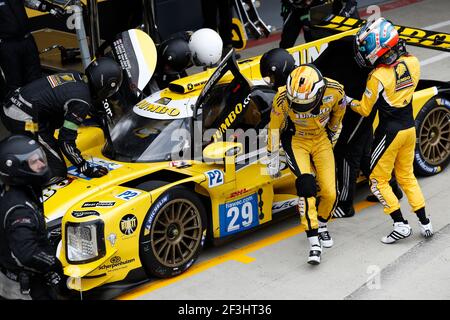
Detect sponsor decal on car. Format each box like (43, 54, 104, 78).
(135, 100, 181, 117)
(99, 256, 136, 272)
(272, 198, 299, 214)
(107, 233, 117, 246)
(71, 210, 100, 218)
(42, 177, 74, 202)
(81, 201, 116, 208)
(229, 188, 249, 198)
(144, 195, 169, 235)
(212, 94, 252, 141)
(205, 169, 224, 188)
(115, 190, 142, 201)
(219, 193, 259, 237)
(120, 214, 138, 235)
(67, 158, 122, 180)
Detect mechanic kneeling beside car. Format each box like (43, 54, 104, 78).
(0, 57, 123, 184)
(0, 135, 64, 300)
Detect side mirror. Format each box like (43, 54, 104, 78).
(203, 141, 243, 160)
(203, 142, 243, 178)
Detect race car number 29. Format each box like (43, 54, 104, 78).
(219, 193, 259, 237)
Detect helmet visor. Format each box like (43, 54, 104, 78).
(16, 148, 48, 174)
(286, 80, 324, 113)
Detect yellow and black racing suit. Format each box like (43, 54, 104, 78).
(268, 78, 346, 233)
(350, 55, 425, 215)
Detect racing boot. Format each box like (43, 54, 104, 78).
(307, 236, 322, 265)
(318, 221, 334, 248)
(418, 221, 433, 238)
(367, 179, 403, 202)
(381, 221, 412, 244)
(333, 201, 355, 218)
(415, 208, 433, 238)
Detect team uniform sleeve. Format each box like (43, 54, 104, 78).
(5, 207, 57, 274)
(350, 72, 383, 117)
(267, 90, 288, 153)
(327, 89, 346, 133)
(58, 99, 91, 167)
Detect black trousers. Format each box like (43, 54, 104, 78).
(334, 125, 372, 208)
(0, 101, 67, 182)
(280, 8, 313, 49)
(0, 35, 42, 95)
(201, 0, 233, 47)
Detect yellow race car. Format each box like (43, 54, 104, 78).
(42, 18, 450, 297)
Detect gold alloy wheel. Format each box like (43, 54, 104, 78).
(150, 199, 203, 268)
(419, 106, 450, 166)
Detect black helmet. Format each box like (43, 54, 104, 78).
(0, 135, 50, 187)
(85, 57, 123, 101)
(158, 38, 192, 75)
(260, 48, 296, 89)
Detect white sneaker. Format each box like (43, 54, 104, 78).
(381, 221, 412, 244)
(418, 220, 433, 238)
(318, 225, 334, 248)
(307, 236, 322, 265)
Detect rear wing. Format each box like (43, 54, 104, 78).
(314, 15, 450, 52)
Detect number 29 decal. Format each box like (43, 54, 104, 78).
(205, 169, 224, 188)
(219, 193, 259, 237)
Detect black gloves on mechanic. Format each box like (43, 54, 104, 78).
(77, 160, 109, 178)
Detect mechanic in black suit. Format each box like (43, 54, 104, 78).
(0, 0, 65, 94)
(201, 0, 233, 57)
(280, 0, 359, 48)
(0, 58, 122, 183)
(0, 135, 63, 300)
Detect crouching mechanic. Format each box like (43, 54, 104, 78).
(0, 135, 64, 300)
(267, 65, 345, 264)
(0, 57, 123, 183)
(349, 17, 433, 243)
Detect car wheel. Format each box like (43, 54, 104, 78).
(414, 95, 450, 176)
(139, 186, 207, 278)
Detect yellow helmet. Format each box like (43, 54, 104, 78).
(286, 64, 325, 113)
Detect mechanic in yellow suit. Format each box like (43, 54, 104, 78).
(266, 64, 346, 265)
(349, 17, 433, 243)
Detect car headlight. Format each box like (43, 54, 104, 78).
(65, 220, 106, 264)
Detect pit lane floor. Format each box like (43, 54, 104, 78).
(117, 0, 450, 300)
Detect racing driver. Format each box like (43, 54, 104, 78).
(267, 64, 346, 264)
(348, 17, 433, 243)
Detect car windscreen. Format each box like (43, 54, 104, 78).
(102, 110, 189, 162)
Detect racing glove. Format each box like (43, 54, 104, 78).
(326, 126, 341, 148)
(44, 271, 62, 287)
(267, 150, 281, 178)
(78, 160, 109, 178)
(39, 1, 66, 19)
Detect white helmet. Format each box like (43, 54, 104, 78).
(189, 28, 223, 67)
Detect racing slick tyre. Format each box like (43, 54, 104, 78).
(414, 95, 450, 176)
(139, 185, 207, 278)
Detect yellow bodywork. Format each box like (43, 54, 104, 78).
(44, 27, 439, 292)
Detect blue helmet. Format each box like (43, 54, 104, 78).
(354, 17, 399, 67)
